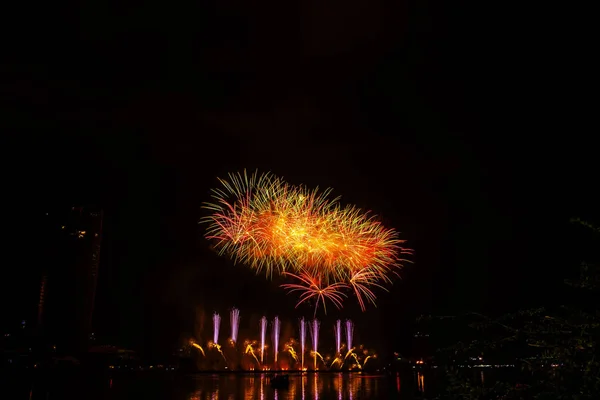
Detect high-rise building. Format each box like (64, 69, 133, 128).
(38, 206, 103, 354)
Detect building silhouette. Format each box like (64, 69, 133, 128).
(38, 206, 103, 355)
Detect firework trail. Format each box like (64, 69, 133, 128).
(345, 319, 354, 353)
(272, 316, 281, 363)
(300, 318, 307, 370)
(244, 342, 260, 366)
(213, 313, 221, 344)
(286, 342, 298, 362)
(311, 319, 320, 370)
(330, 356, 342, 368)
(212, 342, 227, 363)
(314, 351, 324, 363)
(334, 319, 342, 353)
(260, 316, 267, 364)
(344, 348, 355, 362)
(350, 352, 362, 369)
(230, 308, 240, 343)
(201, 170, 412, 314)
(189, 340, 205, 357)
(349, 268, 390, 311)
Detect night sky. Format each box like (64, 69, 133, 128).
(3, 1, 596, 357)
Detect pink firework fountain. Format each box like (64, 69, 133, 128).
(230, 308, 240, 343)
(311, 319, 320, 370)
(300, 318, 307, 371)
(213, 313, 221, 344)
(212, 312, 227, 363)
(260, 316, 267, 364)
(272, 316, 281, 365)
(345, 319, 354, 357)
(334, 319, 342, 353)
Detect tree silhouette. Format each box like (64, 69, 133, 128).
(427, 219, 600, 399)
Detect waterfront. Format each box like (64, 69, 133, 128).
(5, 371, 450, 400)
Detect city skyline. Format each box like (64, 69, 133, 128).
(34, 206, 103, 354)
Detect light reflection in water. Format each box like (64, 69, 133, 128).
(244, 376, 254, 400)
(260, 374, 264, 400)
(417, 371, 425, 393)
(396, 373, 401, 392)
(301, 374, 306, 400)
(26, 373, 397, 400)
(480, 370, 485, 386)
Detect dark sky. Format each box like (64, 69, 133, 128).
(2, 1, 596, 356)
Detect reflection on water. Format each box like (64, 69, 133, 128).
(185, 374, 381, 400)
(17, 369, 501, 400)
(19, 373, 400, 400)
(416, 372, 425, 393)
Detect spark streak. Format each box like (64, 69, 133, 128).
(230, 308, 240, 343)
(212, 342, 226, 362)
(213, 313, 221, 344)
(260, 316, 267, 364)
(272, 316, 281, 363)
(311, 319, 320, 370)
(334, 319, 342, 353)
(281, 271, 348, 317)
(286, 343, 298, 362)
(345, 319, 354, 352)
(190, 340, 205, 357)
(245, 342, 260, 366)
(300, 318, 306, 370)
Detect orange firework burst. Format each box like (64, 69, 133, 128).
(201, 170, 412, 313)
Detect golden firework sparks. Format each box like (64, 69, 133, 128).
(202, 170, 412, 313)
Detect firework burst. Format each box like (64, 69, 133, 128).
(281, 270, 348, 317)
(201, 170, 412, 313)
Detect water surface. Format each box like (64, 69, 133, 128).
(9, 371, 452, 399)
